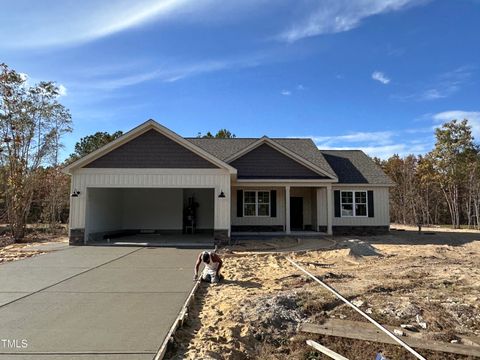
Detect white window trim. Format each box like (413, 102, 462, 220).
(243, 190, 271, 217)
(340, 190, 368, 217)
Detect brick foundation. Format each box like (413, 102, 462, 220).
(332, 226, 389, 236)
(231, 225, 284, 232)
(69, 228, 85, 245)
(213, 229, 230, 245)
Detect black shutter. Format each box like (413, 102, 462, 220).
(237, 190, 243, 217)
(270, 190, 277, 217)
(334, 190, 341, 218)
(368, 190, 374, 218)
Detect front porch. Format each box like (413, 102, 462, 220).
(231, 184, 333, 235)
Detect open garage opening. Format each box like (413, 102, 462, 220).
(85, 187, 214, 244)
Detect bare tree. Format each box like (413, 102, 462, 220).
(0, 63, 72, 240)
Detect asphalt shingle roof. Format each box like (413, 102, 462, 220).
(320, 150, 394, 185)
(187, 138, 393, 185)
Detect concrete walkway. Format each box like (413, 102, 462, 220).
(0, 246, 202, 359)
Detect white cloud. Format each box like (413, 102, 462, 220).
(299, 128, 434, 159)
(297, 84, 306, 90)
(18, 72, 29, 81)
(432, 110, 480, 139)
(312, 131, 394, 146)
(0, 0, 201, 48)
(371, 71, 390, 84)
(57, 84, 68, 97)
(73, 54, 267, 91)
(279, 0, 427, 42)
(281, 90, 291, 96)
(320, 143, 430, 159)
(394, 66, 474, 102)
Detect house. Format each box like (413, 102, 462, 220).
(64, 119, 394, 245)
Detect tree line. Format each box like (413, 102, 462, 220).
(375, 119, 480, 229)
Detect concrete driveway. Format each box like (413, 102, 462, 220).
(0, 245, 202, 359)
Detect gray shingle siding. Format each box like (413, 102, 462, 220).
(230, 143, 327, 179)
(85, 130, 219, 169)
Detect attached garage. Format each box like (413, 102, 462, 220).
(85, 188, 214, 242)
(65, 120, 236, 245)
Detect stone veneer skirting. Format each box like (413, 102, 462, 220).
(69, 228, 85, 245)
(231, 225, 284, 232)
(332, 226, 389, 236)
(213, 229, 230, 245)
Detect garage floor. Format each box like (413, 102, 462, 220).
(93, 233, 215, 248)
(0, 245, 203, 359)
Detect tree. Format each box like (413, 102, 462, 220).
(66, 131, 123, 163)
(197, 129, 236, 138)
(0, 63, 72, 240)
(429, 119, 476, 228)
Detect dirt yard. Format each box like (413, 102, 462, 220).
(0, 233, 68, 264)
(168, 229, 480, 360)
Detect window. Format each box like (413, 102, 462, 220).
(244, 191, 256, 216)
(244, 191, 270, 217)
(341, 191, 367, 217)
(341, 191, 353, 216)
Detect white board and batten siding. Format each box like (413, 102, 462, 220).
(332, 186, 390, 226)
(69, 168, 231, 232)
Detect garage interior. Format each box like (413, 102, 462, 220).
(85, 187, 214, 244)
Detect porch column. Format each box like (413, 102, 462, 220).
(285, 185, 291, 234)
(316, 187, 322, 232)
(326, 184, 333, 235)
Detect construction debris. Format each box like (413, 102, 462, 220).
(299, 320, 480, 357)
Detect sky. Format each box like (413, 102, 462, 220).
(1, 0, 480, 160)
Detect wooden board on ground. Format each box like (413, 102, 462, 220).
(306, 340, 350, 360)
(299, 319, 480, 357)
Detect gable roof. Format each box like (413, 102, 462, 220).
(63, 120, 237, 174)
(188, 137, 338, 179)
(320, 150, 394, 185)
(188, 138, 393, 185)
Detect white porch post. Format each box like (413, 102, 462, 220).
(316, 187, 321, 232)
(285, 185, 291, 234)
(326, 184, 333, 235)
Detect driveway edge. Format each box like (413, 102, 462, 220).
(154, 278, 201, 360)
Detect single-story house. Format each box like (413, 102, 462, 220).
(64, 119, 394, 245)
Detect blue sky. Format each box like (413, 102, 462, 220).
(1, 0, 480, 159)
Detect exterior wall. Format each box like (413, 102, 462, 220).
(231, 187, 285, 228)
(332, 186, 390, 226)
(69, 168, 230, 243)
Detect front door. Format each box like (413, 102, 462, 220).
(290, 197, 303, 231)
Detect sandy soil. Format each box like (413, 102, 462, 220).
(168, 232, 480, 360)
(0, 234, 68, 264)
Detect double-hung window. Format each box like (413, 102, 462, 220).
(244, 191, 270, 217)
(341, 191, 367, 217)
